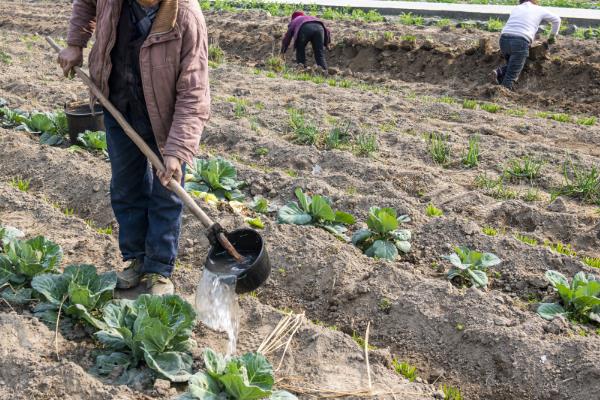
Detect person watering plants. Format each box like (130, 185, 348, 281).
(281, 10, 331, 71)
(57, 0, 210, 295)
(492, 0, 560, 90)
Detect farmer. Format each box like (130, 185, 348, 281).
(281, 11, 331, 71)
(57, 0, 210, 295)
(493, 0, 560, 90)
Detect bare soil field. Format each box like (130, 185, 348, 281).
(1, 1, 600, 399)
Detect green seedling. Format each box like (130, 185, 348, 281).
(208, 43, 224, 64)
(482, 226, 497, 236)
(437, 96, 455, 104)
(354, 132, 378, 157)
(9, 177, 30, 192)
(583, 257, 600, 269)
(549, 113, 571, 123)
(399, 12, 424, 26)
(462, 99, 477, 109)
(480, 103, 501, 113)
(378, 297, 392, 312)
(428, 133, 451, 166)
(255, 147, 269, 157)
(265, 55, 285, 72)
(425, 203, 443, 217)
(352, 207, 411, 261)
(352, 331, 376, 350)
(486, 18, 504, 32)
(443, 246, 501, 288)
(441, 384, 463, 400)
(545, 240, 576, 257)
(504, 156, 544, 181)
(278, 188, 355, 239)
(515, 234, 538, 246)
(288, 108, 320, 145)
(552, 161, 600, 205)
(285, 169, 298, 177)
(577, 116, 596, 126)
(462, 135, 480, 168)
(537, 270, 600, 324)
(0, 51, 12, 65)
(326, 121, 351, 150)
(392, 359, 417, 382)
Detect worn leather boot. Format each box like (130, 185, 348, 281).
(116, 259, 143, 289)
(140, 273, 175, 296)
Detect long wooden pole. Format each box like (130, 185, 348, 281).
(45, 36, 244, 262)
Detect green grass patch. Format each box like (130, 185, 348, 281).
(515, 234, 538, 246)
(545, 240, 576, 256)
(428, 133, 451, 166)
(462, 99, 477, 110)
(9, 177, 30, 192)
(582, 256, 600, 269)
(425, 203, 443, 217)
(392, 359, 417, 382)
(480, 103, 501, 113)
(462, 135, 480, 168)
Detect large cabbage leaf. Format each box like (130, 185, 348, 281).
(31, 264, 116, 329)
(179, 348, 296, 400)
(95, 294, 197, 382)
(185, 157, 245, 201)
(0, 236, 62, 286)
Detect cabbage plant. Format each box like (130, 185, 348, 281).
(94, 294, 197, 382)
(22, 111, 68, 146)
(31, 264, 117, 328)
(0, 236, 62, 287)
(352, 207, 411, 261)
(278, 188, 355, 239)
(179, 348, 296, 400)
(443, 246, 501, 288)
(185, 157, 245, 201)
(537, 270, 600, 324)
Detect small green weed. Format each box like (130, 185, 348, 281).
(9, 177, 30, 192)
(208, 43, 224, 64)
(577, 116, 596, 126)
(462, 135, 480, 168)
(455, 323, 464, 331)
(552, 161, 600, 205)
(285, 169, 298, 178)
(474, 174, 518, 200)
(441, 384, 463, 400)
(392, 359, 417, 382)
(383, 31, 394, 41)
(545, 240, 576, 257)
(515, 234, 538, 246)
(486, 18, 504, 32)
(438, 96, 456, 104)
(436, 18, 452, 27)
(549, 113, 571, 123)
(288, 108, 320, 145)
(378, 298, 392, 312)
(480, 103, 501, 113)
(0, 51, 12, 65)
(522, 187, 541, 202)
(96, 226, 113, 235)
(354, 133, 378, 157)
(326, 121, 351, 150)
(504, 156, 544, 181)
(352, 331, 376, 350)
(482, 226, 498, 236)
(401, 34, 417, 42)
(399, 12, 424, 26)
(426, 203, 443, 217)
(505, 108, 527, 117)
(428, 133, 451, 166)
(63, 208, 74, 217)
(266, 55, 285, 72)
(462, 99, 477, 109)
(582, 257, 600, 269)
(255, 147, 269, 157)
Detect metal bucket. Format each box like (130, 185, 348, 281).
(205, 228, 271, 294)
(64, 102, 104, 144)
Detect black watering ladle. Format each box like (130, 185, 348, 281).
(46, 37, 271, 293)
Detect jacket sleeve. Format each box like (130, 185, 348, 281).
(543, 11, 561, 36)
(67, 0, 97, 47)
(162, 9, 210, 166)
(281, 26, 293, 53)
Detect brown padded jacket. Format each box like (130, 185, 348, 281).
(67, 0, 210, 166)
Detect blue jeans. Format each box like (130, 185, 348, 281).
(104, 110, 184, 277)
(498, 34, 530, 90)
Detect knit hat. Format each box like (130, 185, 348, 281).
(291, 11, 304, 21)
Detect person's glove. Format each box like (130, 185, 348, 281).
(547, 35, 556, 45)
(206, 222, 225, 246)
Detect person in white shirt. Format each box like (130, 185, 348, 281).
(493, 0, 561, 89)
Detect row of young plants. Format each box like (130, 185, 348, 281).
(0, 101, 108, 154)
(0, 226, 295, 399)
(182, 157, 600, 332)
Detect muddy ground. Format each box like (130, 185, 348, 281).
(1, 0, 600, 399)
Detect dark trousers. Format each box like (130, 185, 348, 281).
(104, 109, 184, 277)
(295, 22, 328, 70)
(497, 34, 530, 90)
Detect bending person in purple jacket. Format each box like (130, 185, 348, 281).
(281, 11, 331, 70)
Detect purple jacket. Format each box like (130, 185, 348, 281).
(281, 16, 331, 53)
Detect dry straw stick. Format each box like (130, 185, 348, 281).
(365, 321, 372, 392)
(257, 312, 304, 370)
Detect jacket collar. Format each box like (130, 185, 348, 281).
(150, 0, 178, 35)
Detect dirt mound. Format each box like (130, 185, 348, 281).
(0, 312, 138, 400)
